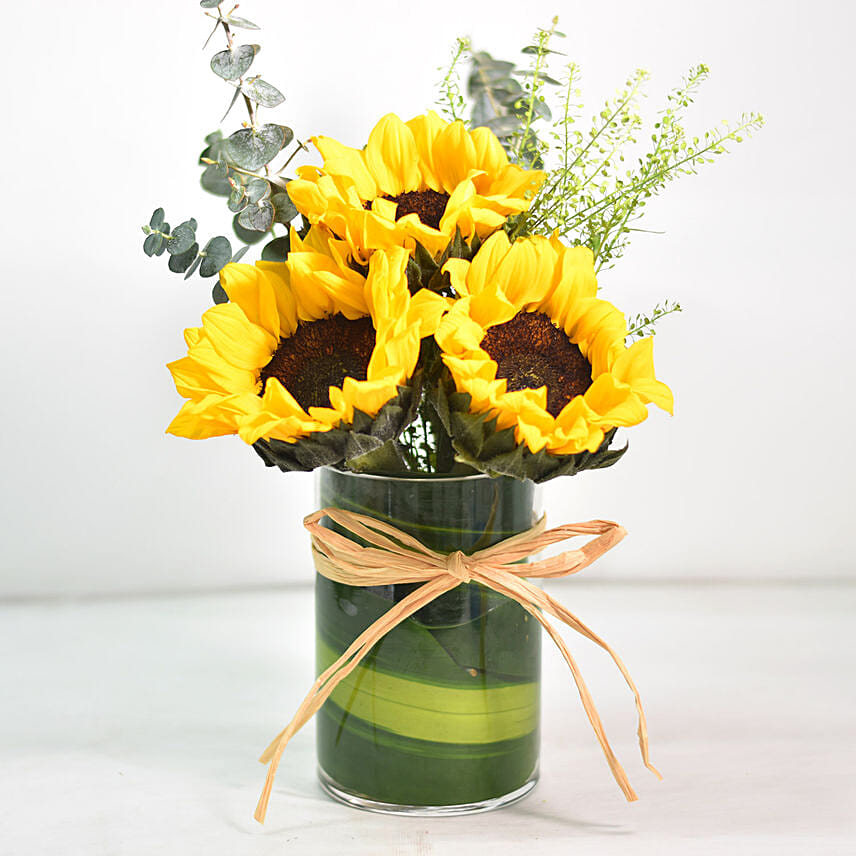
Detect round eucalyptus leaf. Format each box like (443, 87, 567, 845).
(212, 282, 229, 304)
(149, 208, 165, 230)
(200, 131, 229, 164)
(471, 54, 514, 75)
(232, 213, 267, 245)
(513, 70, 561, 86)
(494, 78, 524, 99)
(143, 232, 162, 257)
(210, 44, 259, 81)
(199, 236, 233, 277)
(238, 201, 274, 232)
(470, 96, 493, 128)
(241, 78, 285, 108)
(168, 242, 199, 273)
(200, 163, 231, 196)
(245, 177, 269, 203)
(484, 115, 521, 137)
(469, 67, 514, 89)
(226, 15, 260, 29)
(279, 125, 294, 148)
(226, 124, 285, 171)
(231, 245, 251, 263)
(184, 255, 202, 280)
(199, 0, 221, 8)
(261, 234, 290, 262)
(271, 192, 298, 224)
(167, 221, 196, 255)
(227, 185, 247, 213)
(531, 99, 552, 121)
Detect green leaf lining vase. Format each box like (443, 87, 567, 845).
(315, 467, 541, 815)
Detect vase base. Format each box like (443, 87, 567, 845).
(317, 767, 538, 817)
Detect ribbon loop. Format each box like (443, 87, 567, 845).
(254, 507, 659, 824)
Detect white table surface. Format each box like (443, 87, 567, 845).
(1, 581, 854, 855)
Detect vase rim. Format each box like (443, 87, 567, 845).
(319, 466, 496, 484)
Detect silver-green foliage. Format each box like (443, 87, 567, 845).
(141, 207, 248, 293)
(462, 19, 564, 169)
(142, 1, 305, 299)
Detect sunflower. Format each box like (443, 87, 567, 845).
(166, 229, 446, 447)
(434, 232, 673, 456)
(286, 111, 545, 264)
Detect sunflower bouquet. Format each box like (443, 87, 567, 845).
(144, 3, 761, 823)
(165, 111, 672, 482)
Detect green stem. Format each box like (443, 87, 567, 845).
(524, 74, 646, 234)
(555, 119, 758, 239)
(594, 120, 667, 267)
(512, 22, 557, 167)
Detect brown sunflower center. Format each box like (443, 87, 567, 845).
(366, 189, 450, 230)
(258, 314, 375, 411)
(480, 311, 593, 417)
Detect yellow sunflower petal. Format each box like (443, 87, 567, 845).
(405, 110, 446, 191)
(312, 134, 377, 199)
(407, 288, 449, 338)
(432, 120, 478, 191)
(434, 233, 672, 455)
(167, 397, 236, 439)
(469, 286, 518, 330)
(459, 230, 512, 295)
(253, 261, 298, 336)
(167, 351, 256, 400)
(201, 302, 277, 371)
(468, 126, 509, 181)
(284, 112, 543, 264)
(584, 374, 649, 426)
(612, 338, 674, 413)
(219, 262, 281, 339)
(167, 393, 261, 440)
(364, 114, 421, 197)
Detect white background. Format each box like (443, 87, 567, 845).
(2, 0, 855, 597)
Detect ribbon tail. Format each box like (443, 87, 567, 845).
(537, 589, 662, 780)
(519, 599, 639, 802)
(253, 576, 459, 824)
(478, 567, 657, 800)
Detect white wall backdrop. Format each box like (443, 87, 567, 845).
(1, 0, 854, 596)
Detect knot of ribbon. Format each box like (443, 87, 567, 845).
(254, 507, 662, 823)
(444, 550, 471, 583)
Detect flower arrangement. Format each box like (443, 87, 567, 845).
(147, 8, 763, 482)
(142, 2, 762, 823)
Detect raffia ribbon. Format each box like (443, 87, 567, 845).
(254, 507, 662, 823)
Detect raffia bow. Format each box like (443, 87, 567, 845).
(254, 507, 662, 823)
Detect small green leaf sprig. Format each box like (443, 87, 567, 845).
(625, 300, 682, 344)
(142, 1, 306, 300)
(141, 207, 249, 300)
(436, 20, 762, 336)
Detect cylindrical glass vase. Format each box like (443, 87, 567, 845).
(315, 467, 541, 815)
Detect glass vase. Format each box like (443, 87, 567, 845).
(314, 467, 541, 815)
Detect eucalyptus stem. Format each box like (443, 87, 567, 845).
(143, 0, 300, 282)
